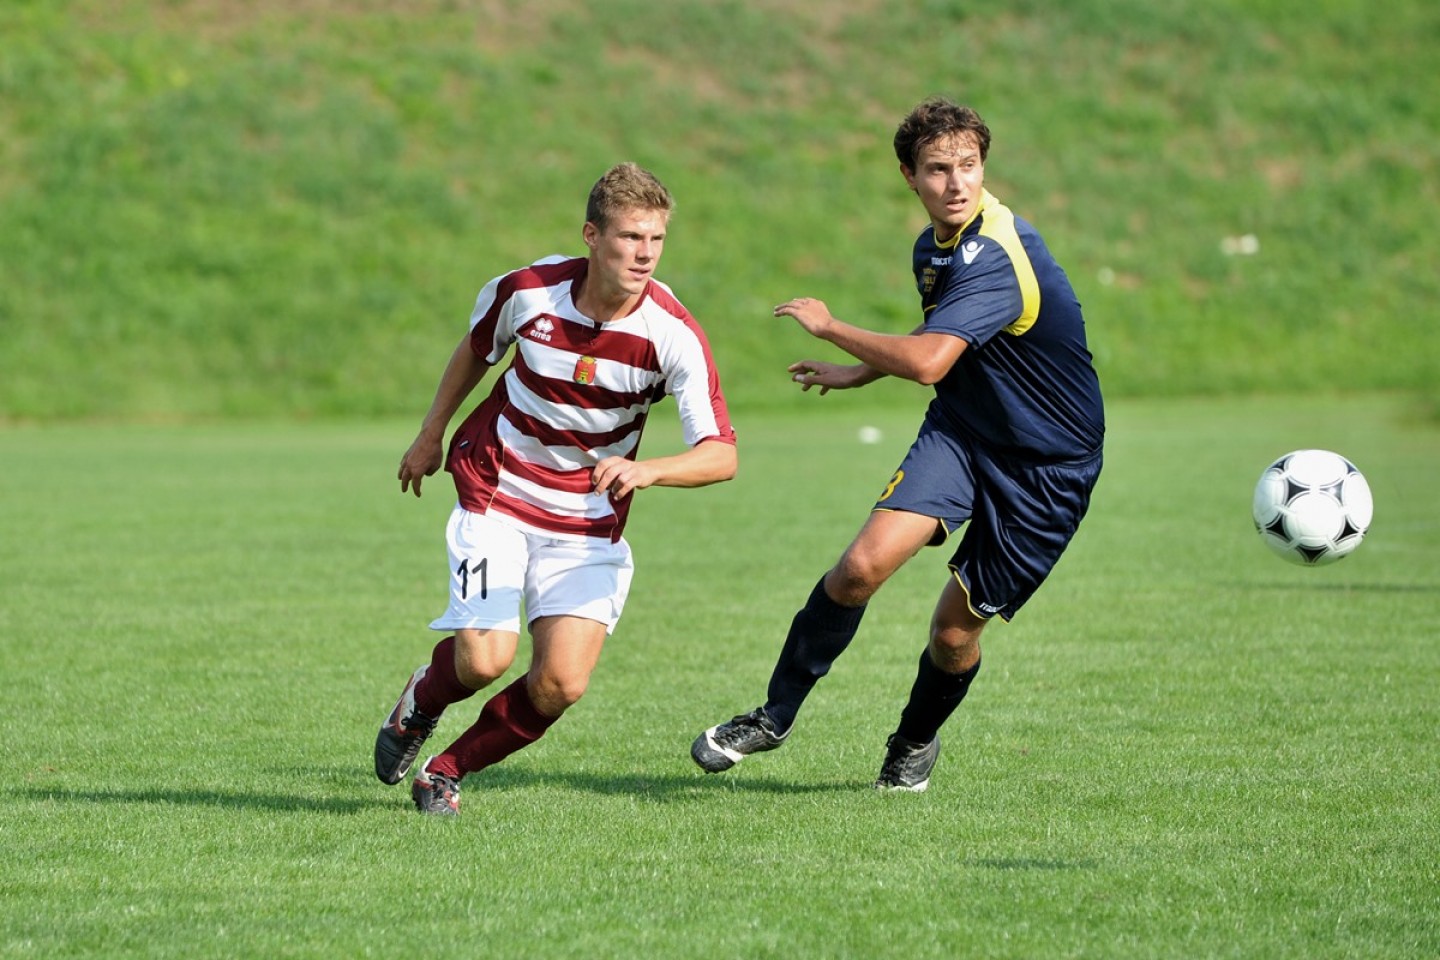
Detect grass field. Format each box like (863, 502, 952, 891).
(4, 3, 1437, 954)
(1, 394, 1437, 958)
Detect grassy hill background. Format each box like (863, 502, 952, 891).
(2, 0, 1437, 420)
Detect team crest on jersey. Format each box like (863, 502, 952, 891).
(573, 355, 598, 385)
(920, 267, 937, 296)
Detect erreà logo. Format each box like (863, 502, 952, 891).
(530, 317, 555, 342)
(573, 355, 598, 385)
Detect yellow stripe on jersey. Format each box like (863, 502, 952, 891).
(976, 195, 1041, 336)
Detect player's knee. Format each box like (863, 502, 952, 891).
(453, 632, 515, 689)
(828, 555, 889, 604)
(930, 576, 987, 651)
(527, 672, 589, 716)
(929, 630, 982, 673)
(455, 656, 508, 690)
(930, 611, 985, 668)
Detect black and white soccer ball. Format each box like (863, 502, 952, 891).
(1252, 449, 1373, 566)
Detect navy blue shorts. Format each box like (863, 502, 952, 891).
(874, 407, 1102, 621)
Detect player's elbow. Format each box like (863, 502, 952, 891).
(905, 333, 963, 385)
(913, 359, 951, 386)
(710, 443, 738, 483)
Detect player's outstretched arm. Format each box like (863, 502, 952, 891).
(591, 439, 737, 500)
(774, 298, 964, 385)
(787, 360, 887, 395)
(399, 334, 493, 497)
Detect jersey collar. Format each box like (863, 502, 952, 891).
(934, 189, 998, 250)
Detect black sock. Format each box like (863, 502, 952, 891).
(895, 649, 981, 744)
(763, 576, 866, 733)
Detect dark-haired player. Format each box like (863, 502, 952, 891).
(692, 97, 1104, 791)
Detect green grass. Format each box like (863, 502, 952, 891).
(2, 0, 1439, 419)
(4, 2, 1435, 953)
(2, 395, 1437, 958)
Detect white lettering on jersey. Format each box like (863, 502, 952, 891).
(528, 317, 555, 342)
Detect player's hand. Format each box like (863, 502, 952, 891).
(774, 296, 835, 337)
(398, 436, 444, 497)
(788, 360, 866, 395)
(592, 456, 657, 500)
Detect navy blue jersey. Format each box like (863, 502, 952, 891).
(914, 190, 1104, 462)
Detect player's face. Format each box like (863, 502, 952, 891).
(903, 132, 985, 242)
(584, 207, 668, 301)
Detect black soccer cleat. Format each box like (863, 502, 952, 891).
(411, 757, 461, 816)
(374, 665, 438, 785)
(874, 733, 940, 793)
(691, 707, 789, 773)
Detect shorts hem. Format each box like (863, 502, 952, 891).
(948, 567, 1014, 623)
(428, 617, 522, 633)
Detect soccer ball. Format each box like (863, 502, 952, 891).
(1252, 449, 1373, 566)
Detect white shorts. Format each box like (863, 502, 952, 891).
(429, 507, 634, 635)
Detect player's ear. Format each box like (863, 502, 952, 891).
(582, 221, 600, 250)
(900, 163, 918, 193)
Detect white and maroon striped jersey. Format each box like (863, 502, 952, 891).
(445, 255, 736, 543)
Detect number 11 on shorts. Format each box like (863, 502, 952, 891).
(457, 557, 488, 600)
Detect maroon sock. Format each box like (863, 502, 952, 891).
(412, 636, 476, 718)
(429, 677, 556, 780)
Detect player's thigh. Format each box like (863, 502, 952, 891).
(929, 573, 988, 669)
(873, 411, 977, 537)
(836, 509, 944, 588)
(528, 615, 609, 690)
(428, 508, 529, 634)
(453, 627, 521, 682)
(950, 453, 1101, 621)
(523, 536, 635, 635)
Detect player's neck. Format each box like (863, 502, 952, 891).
(573, 278, 641, 325)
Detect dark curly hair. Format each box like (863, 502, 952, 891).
(893, 97, 991, 170)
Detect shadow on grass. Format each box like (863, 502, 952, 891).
(15, 784, 391, 815)
(472, 766, 858, 799)
(13, 765, 853, 815)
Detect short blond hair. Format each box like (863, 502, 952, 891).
(585, 162, 674, 231)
